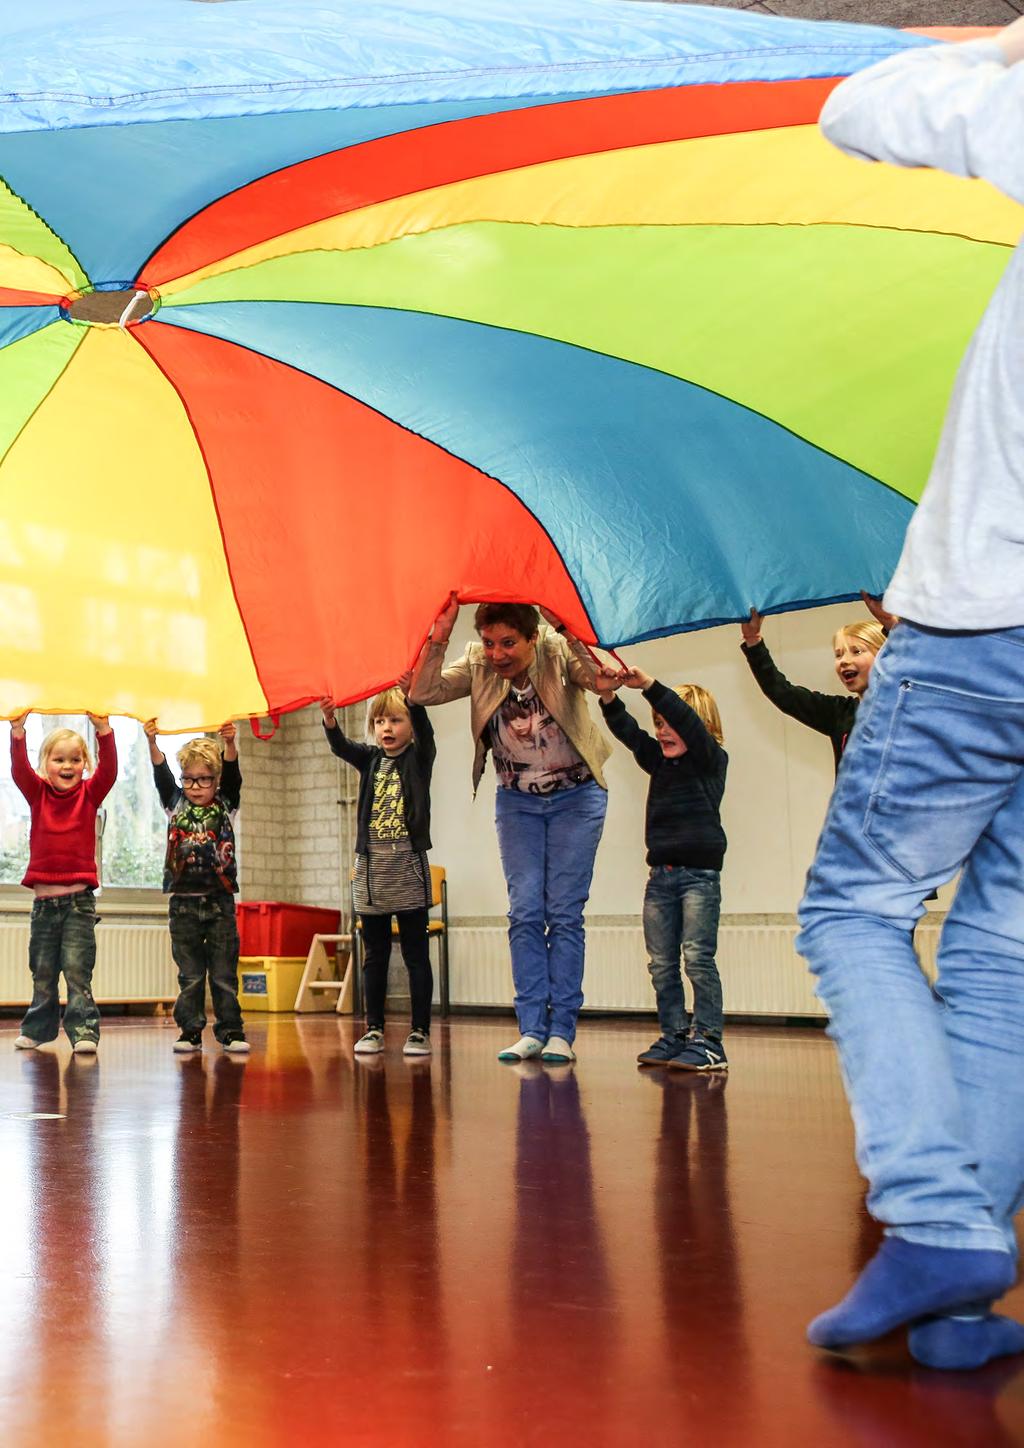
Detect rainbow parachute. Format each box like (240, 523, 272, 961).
(0, 3, 1018, 727)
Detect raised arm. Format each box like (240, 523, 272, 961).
(538, 606, 600, 692)
(319, 698, 376, 772)
(86, 716, 118, 804)
(408, 702, 436, 769)
(218, 724, 242, 810)
(820, 28, 1024, 204)
(599, 695, 662, 775)
(635, 675, 724, 774)
(143, 720, 181, 810)
(408, 594, 474, 706)
(740, 612, 848, 739)
(9, 714, 40, 804)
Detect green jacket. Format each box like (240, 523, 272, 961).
(741, 640, 857, 776)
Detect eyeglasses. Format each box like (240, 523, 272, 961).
(182, 775, 215, 789)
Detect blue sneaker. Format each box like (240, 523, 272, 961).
(668, 1034, 728, 1072)
(636, 1034, 688, 1066)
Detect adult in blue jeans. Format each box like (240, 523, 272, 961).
(797, 22, 1024, 1371)
(411, 595, 614, 1063)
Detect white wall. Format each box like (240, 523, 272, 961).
(425, 603, 953, 923)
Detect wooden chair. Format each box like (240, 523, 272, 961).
(350, 864, 450, 1017)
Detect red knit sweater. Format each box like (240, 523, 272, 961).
(11, 731, 118, 888)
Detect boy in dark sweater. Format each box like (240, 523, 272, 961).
(599, 667, 728, 1070)
(144, 720, 248, 1054)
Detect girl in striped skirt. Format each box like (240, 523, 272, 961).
(321, 688, 436, 1057)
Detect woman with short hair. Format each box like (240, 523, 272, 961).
(410, 595, 613, 1063)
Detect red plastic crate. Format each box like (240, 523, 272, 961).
(236, 901, 340, 958)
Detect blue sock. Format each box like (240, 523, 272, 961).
(909, 1313, 1024, 1370)
(807, 1238, 1015, 1350)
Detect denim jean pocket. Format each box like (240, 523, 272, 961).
(863, 679, 1023, 881)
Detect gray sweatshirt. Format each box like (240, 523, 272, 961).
(820, 39, 1024, 630)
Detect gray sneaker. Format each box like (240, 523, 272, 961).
(403, 1030, 432, 1057)
(354, 1028, 385, 1055)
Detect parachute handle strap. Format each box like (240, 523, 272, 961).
(249, 714, 281, 741)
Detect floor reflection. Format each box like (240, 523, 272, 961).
(17, 1052, 101, 1439)
(509, 1061, 614, 1416)
(351, 1053, 450, 1416)
(649, 1071, 754, 1434)
(0, 1019, 1018, 1446)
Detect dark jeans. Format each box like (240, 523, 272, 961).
(643, 866, 724, 1040)
(22, 889, 100, 1045)
(169, 893, 243, 1043)
(360, 908, 433, 1033)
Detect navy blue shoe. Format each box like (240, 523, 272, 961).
(636, 1034, 688, 1066)
(668, 1034, 728, 1072)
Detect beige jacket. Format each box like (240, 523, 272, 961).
(409, 625, 611, 794)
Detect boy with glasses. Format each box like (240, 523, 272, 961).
(144, 721, 248, 1054)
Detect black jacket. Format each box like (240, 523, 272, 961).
(741, 640, 857, 776)
(601, 681, 727, 870)
(324, 704, 435, 853)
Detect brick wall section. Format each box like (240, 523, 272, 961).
(280, 705, 345, 909)
(237, 703, 362, 922)
(236, 716, 287, 900)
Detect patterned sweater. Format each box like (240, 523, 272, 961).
(153, 756, 241, 894)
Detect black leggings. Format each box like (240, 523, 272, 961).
(360, 908, 433, 1033)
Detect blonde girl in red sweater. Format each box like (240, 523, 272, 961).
(10, 713, 117, 1054)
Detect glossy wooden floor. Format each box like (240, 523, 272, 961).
(0, 1017, 1021, 1447)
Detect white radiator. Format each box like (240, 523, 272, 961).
(0, 918, 941, 1015)
(0, 923, 176, 1005)
(448, 921, 944, 1019)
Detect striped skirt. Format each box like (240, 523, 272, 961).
(353, 840, 430, 916)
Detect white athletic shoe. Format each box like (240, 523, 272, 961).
(72, 1038, 98, 1056)
(541, 1036, 576, 1063)
(403, 1030, 432, 1057)
(354, 1028, 385, 1055)
(497, 1036, 544, 1062)
(14, 1035, 38, 1050)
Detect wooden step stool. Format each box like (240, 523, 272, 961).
(293, 933, 355, 1015)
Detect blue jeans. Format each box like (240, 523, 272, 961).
(797, 621, 1024, 1256)
(21, 889, 100, 1045)
(494, 781, 608, 1044)
(169, 893, 244, 1042)
(643, 866, 723, 1039)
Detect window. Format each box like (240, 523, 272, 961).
(0, 718, 204, 891)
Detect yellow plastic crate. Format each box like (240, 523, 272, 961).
(237, 956, 307, 1013)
